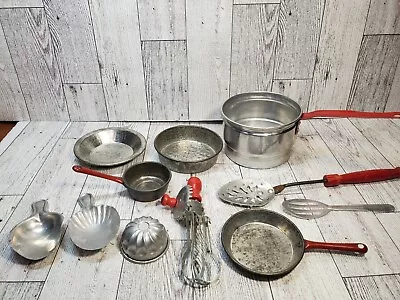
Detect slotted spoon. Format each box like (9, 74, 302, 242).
(282, 198, 395, 219)
(217, 167, 400, 207)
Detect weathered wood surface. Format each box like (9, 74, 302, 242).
(230, 4, 279, 95)
(0, 1, 43, 8)
(344, 274, 400, 300)
(365, 0, 400, 35)
(43, 0, 101, 83)
(0, 24, 28, 120)
(88, 0, 148, 121)
(137, 0, 186, 40)
(385, 61, 400, 111)
(347, 35, 400, 112)
(63, 84, 108, 121)
(0, 8, 69, 120)
(186, 0, 232, 119)
(309, 0, 370, 110)
(0, 121, 28, 156)
(271, 79, 312, 112)
(0, 282, 43, 300)
(274, 0, 323, 79)
(0, 120, 399, 300)
(142, 41, 188, 120)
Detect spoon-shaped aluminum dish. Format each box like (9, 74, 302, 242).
(282, 198, 395, 219)
(9, 200, 63, 260)
(68, 194, 120, 250)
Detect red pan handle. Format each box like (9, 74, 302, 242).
(301, 110, 400, 120)
(323, 167, 400, 187)
(304, 240, 368, 254)
(72, 165, 124, 185)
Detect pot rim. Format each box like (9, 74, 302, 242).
(221, 91, 303, 134)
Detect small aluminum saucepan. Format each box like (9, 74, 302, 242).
(221, 209, 368, 277)
(72, 162, 171, 202)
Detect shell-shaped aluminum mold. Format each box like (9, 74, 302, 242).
(120, 216, 169, 263)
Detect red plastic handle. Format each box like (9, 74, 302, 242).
(187, 177, 202, 202)
(161, 194, 177, 208)
(304, 240, 368, 254)
(72, 165, 124, 185)
(301, 110, 400, 120)
(323, 167, 400, 187)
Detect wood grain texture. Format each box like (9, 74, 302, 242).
(39, 221, 128, 300)
(365, 0, 400, 34)
(0, 196, 20, 232)
(137, 0, 186, 40)
(289, 130, 400, 277)
(347, 35, 400, 112)
(43, 0, 100, 83)
(0, 8, 69, 120)
(63, 84, 108, 121)
(385, 60, 400, 111)
(344, 274, 400, 300)
(117, 241, 191, 299)
(309, 0, 370, 110)
(230, 4, 279, 95)
(274, 0, 323, 79)
(0, 24, 28, 121)
(0, 122, 67, 195)
(0, 1, 43, 8)
(0, 139, 88, 282)
(89, 0, 148, 121)
(349, 119, 400, 166)
(271, 79, 312, 112)
(61, 121, 108, 139)
(0, 121, 28, 156)
(311, 119, 400, 207)
(234, 0, 280, 3)
(376, 213, 400, 254)
(0, 282, 43, 300)
(142, 41, 188, 120)
(187, 0, 232, 119)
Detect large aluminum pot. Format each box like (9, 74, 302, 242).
(222, 92, 400, 169)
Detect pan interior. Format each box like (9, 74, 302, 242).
(123, 162, 171, 192)
(230, 222, 295, 274)
(161, 140, 216, 162)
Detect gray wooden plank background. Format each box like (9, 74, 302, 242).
(0, 0, 399, 121)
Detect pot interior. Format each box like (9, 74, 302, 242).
(222, 92, 302, 132)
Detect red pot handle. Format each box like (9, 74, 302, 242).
(323, 167, 400, 187)
(301, 110, 400, 120)
(72, 165, 124, 185)
(304, 240, 368, 254)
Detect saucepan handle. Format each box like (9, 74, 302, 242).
(72, 165, 124, 185)
(301, 110, 400, 120)
(304, 240, 368, 254)
(323, 167, 400, 187)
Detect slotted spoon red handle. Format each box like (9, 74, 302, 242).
(323, 167, 400, 187)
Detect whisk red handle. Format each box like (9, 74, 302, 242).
(187, 177, 202, 201)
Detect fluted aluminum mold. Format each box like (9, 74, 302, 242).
(120, 216, 169, 263)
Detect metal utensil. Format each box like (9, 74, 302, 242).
(74, 127, 146, 167)
(218, 167, 400, 207)
(72, 162, 172, 202)
(68, 194, 120, 250)
(221, 209, 367, 277)
(9, 200, 63, 260)
(282, 198, 395, 219)
(154, 125, 223, 173)
(120, 216, 169, 264)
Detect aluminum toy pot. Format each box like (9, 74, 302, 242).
(221, 92, 400, 169)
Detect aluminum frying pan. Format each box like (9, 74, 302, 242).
(221, 209, 367, 277)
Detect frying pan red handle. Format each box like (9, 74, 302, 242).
(72, 165, 124, 185)
(323, 167, 400, 187)
(301, 110, 400, 120)
(187, 176, 202, 201)
(304, 240, 368, 254)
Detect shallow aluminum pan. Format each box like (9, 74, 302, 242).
(74, 127, 146, 167)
